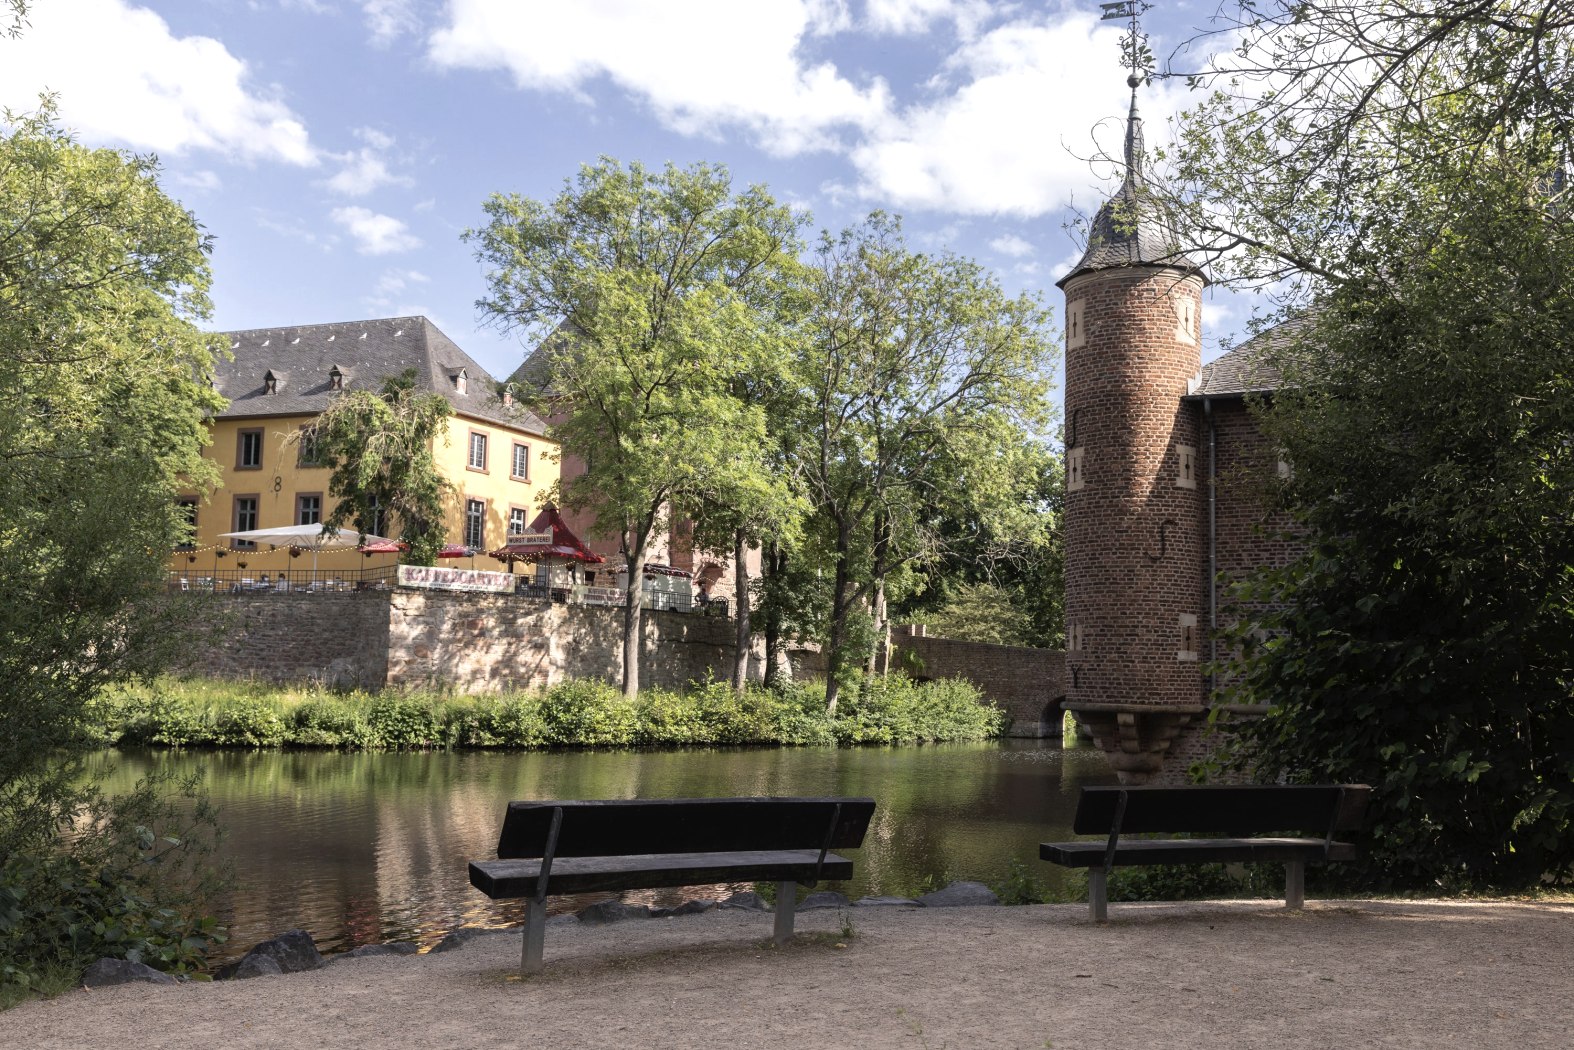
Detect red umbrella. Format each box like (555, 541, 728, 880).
(437, 544, 477, 559)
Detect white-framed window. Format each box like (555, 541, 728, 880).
(1175, 444, 1198, 489)
(464, 498, 486, 549)
(468, 431, 488, 471)
(511, 442, 530, 480)
(508, 506, 527, 537)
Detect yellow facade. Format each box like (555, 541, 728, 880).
(171, 412, 558, 578)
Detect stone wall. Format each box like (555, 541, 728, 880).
(184, 589, 758, 693)
(181, 592, 391, 690)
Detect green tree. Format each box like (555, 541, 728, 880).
(0, 106, 228, 988)
(302, 368, 453, 565)
(797, 215, 1055, 713)
(1169, 3, 1574, 886)
(468, 159, 806, 697)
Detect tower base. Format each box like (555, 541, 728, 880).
(1066, 702, 1205, 784)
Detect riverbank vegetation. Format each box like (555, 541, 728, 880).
(105, 675, 1009, 752)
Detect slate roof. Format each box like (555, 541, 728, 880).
(1057, 90, 1206, 289)
(214, 316, 548, 435)
(505, 320, 579, 396)
(1185, 318, 1307, 399)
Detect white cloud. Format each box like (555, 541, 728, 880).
(324, 127, 414, 196)
(373, 268, 430, 296)
(331, 206, 422, 255)
(363, 0, 421, 47)
(865, 0, 990, 37)
(0, 0, 315, 164)
(989, 233, 1035, 257)
(173, 169, 223, 192)
(849, 13, 1190, 216)
(428, 0, 892, 154)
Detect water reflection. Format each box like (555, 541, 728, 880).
(90, 741, 1114, 960)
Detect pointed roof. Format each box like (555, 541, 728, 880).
(490, 506, 604, 563)
(214, 315, 549, 435)
(1057, 78, 1206, 288)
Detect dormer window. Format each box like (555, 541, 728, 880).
(450, 368, 468, 395)
(501, 384, 514, 408)
(263, 369, 282, 395)
(328, 365, 344, 391)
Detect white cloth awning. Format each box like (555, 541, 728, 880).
(218, 523, 394, 550)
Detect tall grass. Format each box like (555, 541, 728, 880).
(105, 675, 1007, 752)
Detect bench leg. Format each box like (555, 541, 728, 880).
(1088, 869, 1109, 922)
(773, 881, 796, 945)
(1285, 860, 1305, 911)
(522, 899, 547, 974)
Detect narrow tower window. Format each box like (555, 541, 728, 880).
(1066, 300, 1087, 350)
(1175, 444, 1197, 489)
(1066, 447, 1086, 492)
(1178, 614, 1199, 662)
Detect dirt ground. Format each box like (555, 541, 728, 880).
(5, 899, 1572, 1050)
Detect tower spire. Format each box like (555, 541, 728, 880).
(1101, 1, 1150, 185)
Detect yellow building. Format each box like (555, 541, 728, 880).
(171, 315, 557, 582)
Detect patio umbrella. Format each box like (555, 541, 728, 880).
(220, 523, 397, 579)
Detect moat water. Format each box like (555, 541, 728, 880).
(92, 740, 1114, 960)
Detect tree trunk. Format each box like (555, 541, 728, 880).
(731, 527, 750, 693)
(865, 577, 887, 676)
(621, 536, 646, 700)
(824, 543, 853, 716)
(762, 541, 784, 689)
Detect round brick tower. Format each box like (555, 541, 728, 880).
(1057, 79, 1208, 782)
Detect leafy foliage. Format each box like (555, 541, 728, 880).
(303, 368, 452, 565)
(110, 676, 1007, 750)
(0, 107, 230, 995)
(469, 158, 805, 696)
(1184, 7, 1574, 888)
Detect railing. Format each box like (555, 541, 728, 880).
(169, 567, 732, 617)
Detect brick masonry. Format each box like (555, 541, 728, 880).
(788, 630, 1067, 739)
(182, 590, 761, 693)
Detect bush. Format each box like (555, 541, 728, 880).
(0, 774, 228, 1003)
(364, 695, 443, 750)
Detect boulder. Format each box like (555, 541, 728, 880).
(718, 890, 769, 911)
(917, 881, 1000, 907)
(576, 901, 651, 925)
(335, 942, 420, 960)
(80, 958, 178, 988)
(228, 929, 324, 978)
(231, 954, 283, 980)
(799, 891, 851, 911)
(854, 895, 923, 907)
(430, 927, 510, 953)
(650, 898, 718, 918)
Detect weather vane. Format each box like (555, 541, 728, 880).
(1099, 1, 1153, 88)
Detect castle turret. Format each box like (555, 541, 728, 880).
(1057, 77, 1209, 782)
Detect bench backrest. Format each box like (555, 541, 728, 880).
(1072, 785, 1370, 837)
(495, 797, 878, 860)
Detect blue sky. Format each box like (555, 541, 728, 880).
(1, 0, 1256, 383)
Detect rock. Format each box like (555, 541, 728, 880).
(231, 954, 283, 980)
(718, 891, 769, 911)
(80, 958, 178, 988)
(799, 891, 851, 911)
(917, 881, 1001, 907)
(335, 942, 420, 960)
(576, 901, 651, 925)
(650, 898, 718, 918)
(547, 914, 579, 927)
(228, 929, 324, 978)
(854, 895, 923, 907)
(430, 927, 510, 953)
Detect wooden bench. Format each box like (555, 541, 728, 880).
(1040, 784, 1370, 921)
(468, 796, 877, 973)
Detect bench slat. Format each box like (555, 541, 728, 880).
(496, 797, 876, 859)
(469, 850, 857, 899)
(1040, 837, 1361, 867)
(1071, 785, 1370, 837)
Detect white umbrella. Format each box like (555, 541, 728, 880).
(219, 523, 396, 581)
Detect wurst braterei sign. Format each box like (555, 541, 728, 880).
(397, 564, 515, 594)
(505, 530, 554, 546)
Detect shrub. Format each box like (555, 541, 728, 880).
(364, 695, 443, 750)
(539, 680, 637, 746)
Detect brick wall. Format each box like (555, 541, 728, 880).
(184, 590, 759, 692)
(1062, 266, 1208, 709)
(787, 631, 1067, 738)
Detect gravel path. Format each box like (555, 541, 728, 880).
(5, 899, 1571, 1050)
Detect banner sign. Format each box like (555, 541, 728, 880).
(397, 564, 515, 594)
(506, 530, 554, 546)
